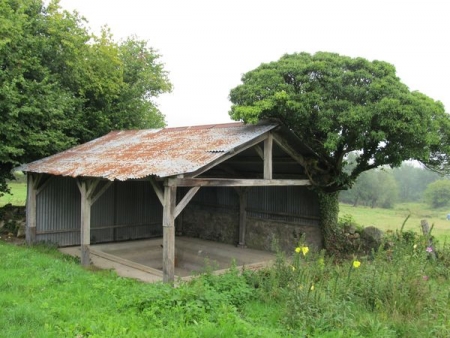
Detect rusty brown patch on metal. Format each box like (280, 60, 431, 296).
(18, 122, 277, 180)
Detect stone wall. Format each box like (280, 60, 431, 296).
(0, 204, 26, 238)
(245, 218, 322, 252)
(180, 205, 240, 245)
(180, 204, 322, 253)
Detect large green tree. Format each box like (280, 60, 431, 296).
(0, 0, 171, 194)
(229, 52, 450, 250)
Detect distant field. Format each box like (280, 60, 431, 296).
(0, 182, 26, 207)
(340, 202, 450, 243)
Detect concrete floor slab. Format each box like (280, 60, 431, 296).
(60, 237, 275, 283)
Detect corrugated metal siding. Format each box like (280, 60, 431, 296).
(36, 176, 81, 245)
(114, 181, 162, 225)
(187, 187, 239, 210)
(247, 186, 319, 225)
(36, 178, 163, 246)
(91, 182, 115, 227)
(185, 186, 318, 225)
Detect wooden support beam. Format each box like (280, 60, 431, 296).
(86, 180, 100, 198)
(35, 175, 52, 195)
(264, 133, 273, 179)
(237, 188, 248, 247)
(149, 176, 164, 205)
(272, 133, 308, 168)
(25, 174, 40, 244)
(187, 133, 269, 177)
(90, 181, 112, 206)
(77, 179, 100, 266)
(169, 178, 311, 187)
(174, 186, 200, 218)
(162, 184, 176, 283)
(254, 145, 264, 160)
(78, 181, 91, 266)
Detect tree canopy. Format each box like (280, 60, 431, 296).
(0, 0, 172, 194)
(229, 52, 450, 192)
(229, 51, 450, 250)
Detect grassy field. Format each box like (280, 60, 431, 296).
(340, 203, 450, 243)
(0, 182, 26, 207)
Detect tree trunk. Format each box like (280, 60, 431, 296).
(317, 190, 340, 252)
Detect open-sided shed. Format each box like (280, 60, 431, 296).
(19, 121, 321, 282)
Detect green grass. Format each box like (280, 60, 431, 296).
(0, 182, 26, 207)
(2, 237, 450, 337)
(0, 243, 284, 337)
(340, 202, 450, 243)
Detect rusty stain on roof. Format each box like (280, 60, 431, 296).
(18, 122, 277, 181)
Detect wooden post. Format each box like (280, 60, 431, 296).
(420, 219, 430, 236)
(77, 179, 100, 266)
(421, 219, 436, 259)
(237, 188, 248, 247)
(264, 133, 273, 180)
(162, 184, 176, 283)
(79, 181, 91, 266)
(26, 174, 38, 244)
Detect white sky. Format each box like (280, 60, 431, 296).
(59, 0, 449, 127)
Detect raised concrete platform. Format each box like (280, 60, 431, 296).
(60, 237, 275, 283)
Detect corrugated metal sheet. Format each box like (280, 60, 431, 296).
(36, 177, 81, 245)
(36, 178, 164, 246)
(247, 186, 319, 225)
(185, 186, 319, 224)
(19, 122, 277, 181)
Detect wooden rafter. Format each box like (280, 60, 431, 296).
(168, 178, 310, 187)
(264, 133, 273, 179)
(149, 176, 164, 205)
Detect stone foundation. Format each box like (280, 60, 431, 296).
(180, 205, 322, 253)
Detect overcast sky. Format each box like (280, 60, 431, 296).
(59, 0, 449, 127)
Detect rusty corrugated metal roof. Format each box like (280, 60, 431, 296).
(18, 122, 278, 181)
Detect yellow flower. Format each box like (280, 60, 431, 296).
(310, 284, 315, 291)
(295, 247, 301, 253)
(413, 244, 417, 250)
(301, 246, 309, 256)
(353, 260, 361, 268)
